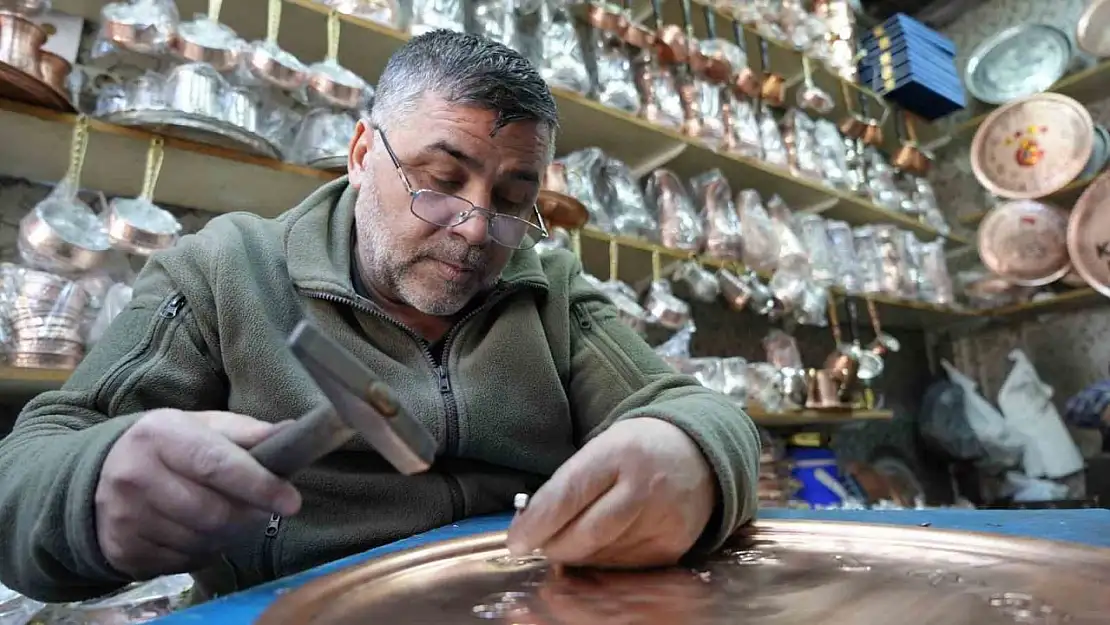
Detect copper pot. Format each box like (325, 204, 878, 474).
(760, 72, 784, 107)
(892, 142, 922, 172)
(732, 65, 761, 99)
(655, 24, 687, 65)
(587, 3, 628, 36)
(0, 11, 46, 79)
(37, 51, 71, 94)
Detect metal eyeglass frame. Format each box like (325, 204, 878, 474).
(374, 126, 549, 250)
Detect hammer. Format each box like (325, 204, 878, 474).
(248, 320, 437, 478)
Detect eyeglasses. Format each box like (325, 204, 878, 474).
(374, 126, 548, 250)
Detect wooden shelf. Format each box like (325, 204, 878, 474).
(46, 0, 961, 244)
(957, 176, 1095, 227)
(0, 366, 71, 397)
(978, 288, 1106, 322)
(748, 409, 893, 427)
(928, 58, 1110, 151)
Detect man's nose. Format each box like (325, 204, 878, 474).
(450, 210, 490, 246)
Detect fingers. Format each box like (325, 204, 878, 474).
(507, 444, 618, 555)
(538, 480, 643, 564)
(100, 530, 194, 580)
(143, 472, 271, 534)
(190, 411, 287, 448)
(155, 420, 302, 516)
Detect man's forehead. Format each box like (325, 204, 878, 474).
(405, 96, 552, 154)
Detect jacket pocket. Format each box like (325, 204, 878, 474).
(570, 301, 644, 394)
(95, 293, 189, 415)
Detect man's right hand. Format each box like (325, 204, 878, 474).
(95, 410, 303, 579)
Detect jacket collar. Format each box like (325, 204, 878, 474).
(283, 177, 550, 298)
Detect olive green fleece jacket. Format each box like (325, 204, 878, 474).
(0, 177, 760, 603)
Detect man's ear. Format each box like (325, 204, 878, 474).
(348, 119, 374, 188)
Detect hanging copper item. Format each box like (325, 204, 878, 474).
(756, 38, 784, 107)
(837, 82, 866, 139)
(860, 95, 885, 148)
(586, 1, 628, 37)
(730, 19, 761, 98)
(891, 108, 923, 172)
(689, 7, 731, 84)
(538, 163, 589, 231)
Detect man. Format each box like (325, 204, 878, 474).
(0, 30, 759, 603)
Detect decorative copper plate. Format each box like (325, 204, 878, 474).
(255, 521, 1110, 625)
(970, 93, 1094, 200)
(0, 59, 74, 113)
(1067, 170, 1110, 297)
(537, 190, 589, 230)
(978, 199, 1071, 286)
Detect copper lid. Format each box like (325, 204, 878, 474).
(256, 522, 1110, 625)
(1067, 170, 1110, 296)
(970, 93, 1094, 200)
(978, 199, 1071, 286)
(536, 190, 589, 231)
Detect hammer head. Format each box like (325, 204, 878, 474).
(288, 321, 436, 475)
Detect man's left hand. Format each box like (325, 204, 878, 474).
(506, 417, 715, 567)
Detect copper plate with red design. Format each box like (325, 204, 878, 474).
(1067, 170, 1110, 296)
(970, 93, 1093, 200)
(978, 199, 1071, 286)
(254, 522, 1110, 625)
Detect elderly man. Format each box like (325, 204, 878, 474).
(0, 30, 759, 603)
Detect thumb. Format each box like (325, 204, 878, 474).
(190, 411, 291, 447)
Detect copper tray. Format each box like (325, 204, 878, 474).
(1068, 170, 1110, 296)
(978, 199, 1072, 286)
(970, 93, 1094, 200)
(255, 521, 1110, 625)
(0, 58, 74, 113)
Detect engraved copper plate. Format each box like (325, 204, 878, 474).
(1067, 170, 1110, 296)
(978, 199, 1071, 286)
(970, 93, 1094, 200)
(254, 521, 1110, 625)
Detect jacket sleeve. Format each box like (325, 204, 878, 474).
(0, 253, 227, 603)
(565, 274, 760, 553)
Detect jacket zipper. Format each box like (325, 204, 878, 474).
(257, 282, 540, 576)
(96, 293, 186, 413)
(571, 303, 640, 393)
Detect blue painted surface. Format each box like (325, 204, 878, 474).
(152, 508, 1110, 624)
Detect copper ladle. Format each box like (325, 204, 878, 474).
(730, 19, 761, 98)
(756, 37, 784, 107)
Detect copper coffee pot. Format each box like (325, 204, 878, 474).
(690, 7, 731, 83)
(837, 83, 867, 139)
(858, 91, 884, 147)
(891, 107, 923, 172)
(730, 19, 761, 98)
(649, 0, 686, 65)
(757, 38, 784, 107)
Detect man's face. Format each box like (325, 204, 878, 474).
(348, 94, 552, 317)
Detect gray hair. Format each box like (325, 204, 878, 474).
(369, 30, 559, 140)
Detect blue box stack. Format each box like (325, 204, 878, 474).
(857, 13, 966, 122)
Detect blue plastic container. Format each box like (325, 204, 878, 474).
(788, 447, 844, 508)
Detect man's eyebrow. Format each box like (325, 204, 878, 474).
(426, 140, 540, 184)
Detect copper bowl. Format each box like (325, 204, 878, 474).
(37, 51, 71, 94)
(0, 11, 46, 79)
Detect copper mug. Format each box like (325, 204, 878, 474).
(0, 11, 47, 79)
(760, 72, 785, 107)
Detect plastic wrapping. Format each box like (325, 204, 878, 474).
(637, 60, 684, 130)
(45, 574, 194, 625)
(795, 214, 834, 286)
(781, 109, 822, 180)
(736, 189, 778, 273)
(689, 78, 727, 148)
(325, 0, 400, 28)
(18, 181, 111, 275)
(558, 149, 612, 232)
(825, 219, 861, 293)
(725, 94, 762, 159)
(763, 329, 802, 369)
(288, 107, 357, 165)
(690, 169, 743, 260)
(536, 0, 591, 95)
(601, 157, 657, 238)
(0, 583, 43, 625)
(106, 197, 181, 256)
(645, 169, 703, 252)
(93, 0, 180, 58)
(589, 29, 639, 115)
(409, 0, 466, 35)
(758, 106, 787, 167)
(1, 263, 91, 369)
(87, 282, 134, 346)
(813, 118, 849, 188)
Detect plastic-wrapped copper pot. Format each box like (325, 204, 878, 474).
(0, 11, 46, 79)
(307, 60, 366, 110)
(169, 18, 241, 72)
(249, 41, 307, 90)
(587, 2, 628, 37)
(38, 51, 71, 94)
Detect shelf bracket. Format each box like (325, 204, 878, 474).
(800, 197, 839, 214)
(630, 141, 688, 178)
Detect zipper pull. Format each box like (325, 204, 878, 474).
(575, 307, 592, 331)
(264, 513, 281, 538)
(160, 294, 186, 319)
(436, 365, 451, 393)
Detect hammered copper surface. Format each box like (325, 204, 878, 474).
(970, 93, 1094, 200)
(255, 521, 1110, 625)
(0, 59, 73, 112)
(978, 199, 1071, 287)
(1067, 170, 1110, 296)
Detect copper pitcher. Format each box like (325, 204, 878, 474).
(0, 11, 47, 79)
